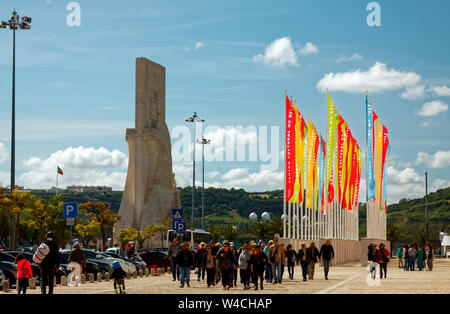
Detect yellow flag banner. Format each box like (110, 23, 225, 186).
(306, 119, 316, 209)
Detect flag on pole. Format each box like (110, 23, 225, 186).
(57, 166, 63, 175)
(326, 92, 336, 209)
(285, 95, 296, 201)
(367, 96, 375, 201)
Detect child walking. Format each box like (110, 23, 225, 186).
(15, 253, 33, 294)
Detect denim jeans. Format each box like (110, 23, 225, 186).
(265, 263, 273, 282)
(300, 261, 308, 280)
(417, 258, 423, 270)
(403, 258, 409, 270)
(409, 256, 416, 271)
(196, 267, 205, 280)
(179, 267, 190, 286)
(271, 261, 282, 283)
(322, 258, 331, 278)
(171, 259, 179, 280)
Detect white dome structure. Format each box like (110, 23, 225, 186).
(261, 212, 271, 221)
(249, 212, 258, 221)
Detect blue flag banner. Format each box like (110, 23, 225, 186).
(366, 96, 375, 200)
(383, 144, 390, 210)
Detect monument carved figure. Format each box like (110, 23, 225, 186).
(117, 58, 180, 246)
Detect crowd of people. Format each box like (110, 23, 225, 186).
(168, 234, 335, 290)
(396, 243, 434, 271)
(367, 242, 434, 280)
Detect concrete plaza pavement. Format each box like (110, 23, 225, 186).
(1, 258, 449, 294)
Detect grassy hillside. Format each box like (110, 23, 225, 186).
(30, 186, 449, 243)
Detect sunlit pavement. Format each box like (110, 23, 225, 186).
(2, 258, 449, 294)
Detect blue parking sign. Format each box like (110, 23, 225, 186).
(172, 219, 182, 231)
(176, 221, 186, 234)
(63, 202, 78, 218)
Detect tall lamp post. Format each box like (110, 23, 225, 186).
(185, 112, 204, 229)
(196, 137, 211, 230)
(1, 10, 32, 249)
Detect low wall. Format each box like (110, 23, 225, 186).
(280, 238, 360, 266)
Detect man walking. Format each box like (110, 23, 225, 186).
(176, 242, 194, 288)
(268, 235, 285, 284)
(297, 243, 308, 282)
(168, 238, 181, 281)
(425, 242, 433, 271)
(319, 239, 334, 280)
(40, 231, 60, 295)
(306, 242, 320, 280)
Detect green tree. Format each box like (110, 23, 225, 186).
(79, 201, 120, 251)
(119, 227, 138, 251)
(75, 220, 101, 248)
(386, 223, 402, 254)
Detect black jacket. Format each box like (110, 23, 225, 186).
(249, 252, 267, 273)
(41, 239, 60, 269)
(111, 267, 126, 280)
(305, 247, 320, 264)
(176, 249, 194, 268)
(286, 250, 297, 265)
(319, 244, 335, 260)
(297, 248, 307, 264)
(216, 248, 237, 269)
(194, 248, 206, 267)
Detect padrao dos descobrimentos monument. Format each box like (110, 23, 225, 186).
(116, 57, 180, 247)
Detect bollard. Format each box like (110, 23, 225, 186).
(89, 273, 95, 283)
(61, 276, 67, 286)
(133, 271, 137, 278)
(104, 272, 110, 282)
(126, 271, 131, 279)
(97, 272, 103, 282)
(139, 269, 143, 277)
(3, 281, 10, 292)
(29, 277, 36, 289)
(53, 277, 57, 287)
(168, 267, 172, 274)
(161, 267, 166, 275)
(151, 268, 156, 276)
(144, 268, 149, 277)
(81, 274, 86, 284)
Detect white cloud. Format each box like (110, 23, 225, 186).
(400, 85, 426, 100)
(299, 42, 319, 55)
(316, 62, 421, 93)
(0, 143, 8, 164)
(215, 168, 283, 190)
(417, 150, 450, 169)
(17, 146, 128, 190)
(194, 42, 204, 50)
(428, 85, 450, 97)
(253, 37, 298, 67)
(336, 53, 362, 63)
(416, 100, 448, 117)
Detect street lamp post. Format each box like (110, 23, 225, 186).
(185, 112, 204, 229)
(1, 10, 32, 249)
(196, 137, 211, 230)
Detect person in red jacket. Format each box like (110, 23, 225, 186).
(375, 243, 390, 279)
(14, 253, 33, 294)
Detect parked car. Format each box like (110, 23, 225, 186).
(138, 250, 170, 271)
(96, 252, 135, 274)
(105, 247, 121, 255)
(0, 261, 17, 287)
(104, 252, 147, 273)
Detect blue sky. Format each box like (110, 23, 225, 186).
(0, 0, 449, 203)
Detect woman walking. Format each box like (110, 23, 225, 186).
(375, 243, 390, 279)
(425, 242, 433, 271)
(202, 245, 216, 287)
(217, 241, 238, 290)
(238, 244, 252, 290)
(397, 245, 404, 268)
(286, 244, 297, 280)
(417, 244, 425, 271)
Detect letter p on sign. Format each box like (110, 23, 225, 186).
(63, 202, 78, 218)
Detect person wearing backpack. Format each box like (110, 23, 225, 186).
(15, 253, 33, 294)
(40, 231, 60, 294)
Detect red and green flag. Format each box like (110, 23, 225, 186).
(57, 166, 63, 175)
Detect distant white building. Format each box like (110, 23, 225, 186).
(66, 185, 113, 192)
(440, 232, 450, 257)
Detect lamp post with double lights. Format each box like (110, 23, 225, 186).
(1, 10, 32, 249)
(185, 112, 204, 229)
(196, 137, 211, 230)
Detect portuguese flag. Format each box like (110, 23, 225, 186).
(57, 166, 63, 175)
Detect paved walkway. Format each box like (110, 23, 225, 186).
(2, 258, 449, 294)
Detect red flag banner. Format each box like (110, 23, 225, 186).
(285, 95, 296, 201)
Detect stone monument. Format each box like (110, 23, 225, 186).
(117, 57, 180, 247)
